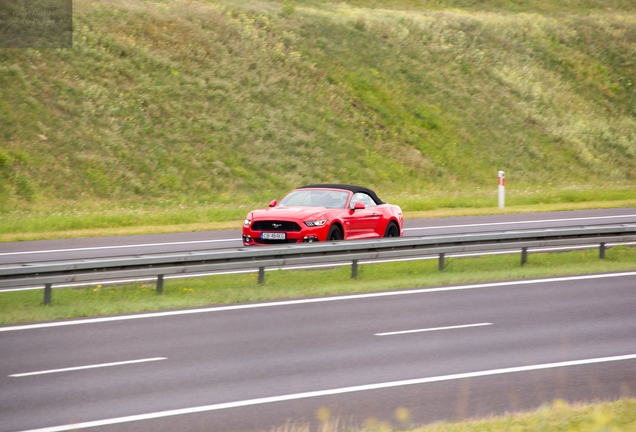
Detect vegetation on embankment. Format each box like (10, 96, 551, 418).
(302, 398, 636, 432)
(0, 0, 634, 235)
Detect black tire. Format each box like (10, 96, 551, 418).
(384, 222, 399, 238)
(327, 225, 343, 241)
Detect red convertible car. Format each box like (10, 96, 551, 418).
(242, 184, 403, 245)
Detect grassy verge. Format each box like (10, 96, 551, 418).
(2, 0, 635, 222)
(299, 398, 636, 432)
(0, 202, 250, 242)
(2, 245, 635, 326)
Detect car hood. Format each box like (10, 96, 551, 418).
(250, 206, 331, 221)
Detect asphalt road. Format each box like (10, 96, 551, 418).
(1, 272, 636, 431)
(1, 207, 635, 265)
(1, 208, 636, 432)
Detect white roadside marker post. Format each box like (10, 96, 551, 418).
(498, 171, 505, 209)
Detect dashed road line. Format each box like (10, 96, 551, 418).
(375, 322, 493, 336)
(9, 357, 167, 378)
(18, 353, 636, 432)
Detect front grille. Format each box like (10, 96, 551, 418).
(254, 238, 299, 245)
(252, 221, 301, 232)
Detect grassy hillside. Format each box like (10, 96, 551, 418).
(0, 0, 634, 231)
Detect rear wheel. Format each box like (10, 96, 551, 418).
(327, 225, 343, 241)
(384, 222, 399, 238)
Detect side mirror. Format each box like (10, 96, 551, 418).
(353, 202, 365, 210)
(268, 199, 277, 207)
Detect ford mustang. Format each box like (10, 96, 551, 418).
(242, 184, 403, 245)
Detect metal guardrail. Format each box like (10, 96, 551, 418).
(1, 224, 635, 304)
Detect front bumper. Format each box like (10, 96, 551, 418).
(242, 224, 327, 246)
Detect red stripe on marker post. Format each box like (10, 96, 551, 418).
(498, 171, 505, 209)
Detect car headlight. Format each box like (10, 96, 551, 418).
(305, 219, 328, 227)
(244, 218, 252, 227)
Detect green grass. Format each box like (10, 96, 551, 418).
(2, 245, 635, 325)
(415, 399, 636, 432)
(311, 0, 636, 14)
(0, 202, 248, 239)
(295, 398, 636, 432)
(0, 0, 635, 236)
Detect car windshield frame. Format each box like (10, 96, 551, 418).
(278, 189, 350, 209)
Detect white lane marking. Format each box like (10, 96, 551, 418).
(375, 322, 492, 336)
(17, 353, 636, 432)
(0, 239, 240, 257)
(2, 271, 636, 333)
(404, 214, 636, 231)
(9, 358, 167, 378)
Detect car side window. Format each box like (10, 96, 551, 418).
(322, 192, 347, 208)
(349, 193, 376, 208)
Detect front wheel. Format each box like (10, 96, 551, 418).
(327, 225, 343, 241)
(384, 222, 399, 238)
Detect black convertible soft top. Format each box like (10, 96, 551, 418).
(298, 184, 385, 205)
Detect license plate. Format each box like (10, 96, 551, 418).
(261, 232, 286, 240)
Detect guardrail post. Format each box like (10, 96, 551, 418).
(44, 283, 52, 305)
(600, 243, 606, 259)
(258, 267, 265, 285)
(521, 248, 528, 266)
(351, 260, 358, 279)
(156, 275, 164, 294)
(438, 253, 445, 271)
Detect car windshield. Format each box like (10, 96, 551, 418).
(279, 190, 349, 209)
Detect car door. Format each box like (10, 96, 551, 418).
(344, 193, 381, 238)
